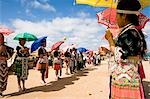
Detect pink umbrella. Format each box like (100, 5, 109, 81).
(137, 13, 150, 29)
(96, 8, 150, 30)
(0, 25, 14, 35)
(96, 8, 118, 29)
(51, 41, 64, 51)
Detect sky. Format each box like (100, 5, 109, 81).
(0, 0, 150, 51)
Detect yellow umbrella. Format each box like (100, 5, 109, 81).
(76, 0, 117, 8)
(139, 0, 150, 8)
(76, 0, 150, 9)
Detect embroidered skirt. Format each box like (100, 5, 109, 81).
(110, 61, 145, 99)
(0, 57, 8, 91)
(109, 47, 145, 99)
(14, 57, 28, 80)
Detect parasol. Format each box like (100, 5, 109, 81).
(75, 0, 150, 8)
(77, 47, 88, 53)
(0, 25, 14, 35)
(75, 0, 117, 8)
(96, 8, 150, 30)
(14, 32, 37, 41)
(51, 41, 64, 51)
(31, 36, 47, 53)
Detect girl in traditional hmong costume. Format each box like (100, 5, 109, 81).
(0, 33, 14, 96)
(36, 39, 48, 84)
(14, 38, 29, 92)
(64, 50, 71, 75)
(105, 0, 147, 98)
(53, 50, 61, 80)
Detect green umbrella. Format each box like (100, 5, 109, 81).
(14, 32, 37, 41)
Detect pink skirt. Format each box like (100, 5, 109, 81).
(111, 84, 145, 99)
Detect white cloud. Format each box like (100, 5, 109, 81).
(8, 17, 106, 51)
(77, 11, 90, 18)
(7, 17, 150, 52)
(25, 9, 36, 17)
(31, 0, 56, 12)
(21, 0, 56, 12)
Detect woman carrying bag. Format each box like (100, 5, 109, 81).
(36, 39, 48, 84)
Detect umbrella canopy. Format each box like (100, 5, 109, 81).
(138, 13, 150, 29)
(139, 0, 150, 8)
(77, 47, 87, 53)
(51, 41, 64, 51)
(0, 25, 14, 35)
(96, 8, 118, 29)
(31, 36, 47, 53)
(14, 32, 37, 41)
(96, 8, 150, 29)
(76, 0, 150, 8)
(75, 0, 117, 8)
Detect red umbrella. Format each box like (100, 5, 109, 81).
(96, 8, 150, 30)
(51, 41, 64, 51)
(0, 25, 14, 35)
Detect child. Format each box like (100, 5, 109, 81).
(53, 50, 61, 80)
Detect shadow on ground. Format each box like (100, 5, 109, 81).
(143, 81, 150, 99)
(6, 67, 97, 97)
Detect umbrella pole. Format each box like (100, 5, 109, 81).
(107, 0, 115, 73)
(73, 0, 76, 5)
(107, 52, 111, 73)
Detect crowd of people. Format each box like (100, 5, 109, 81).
(47, 46, 102, 80)
(0, 32, 102, 97)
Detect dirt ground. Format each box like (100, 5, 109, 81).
(2, 60, 150, 99)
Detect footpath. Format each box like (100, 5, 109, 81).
(3, 60, 150, 99)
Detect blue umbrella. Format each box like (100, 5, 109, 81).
(31, 36, 47, 53)
(77, 47, 87, 53)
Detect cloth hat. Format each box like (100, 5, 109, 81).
(117, 0, 141, 15)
